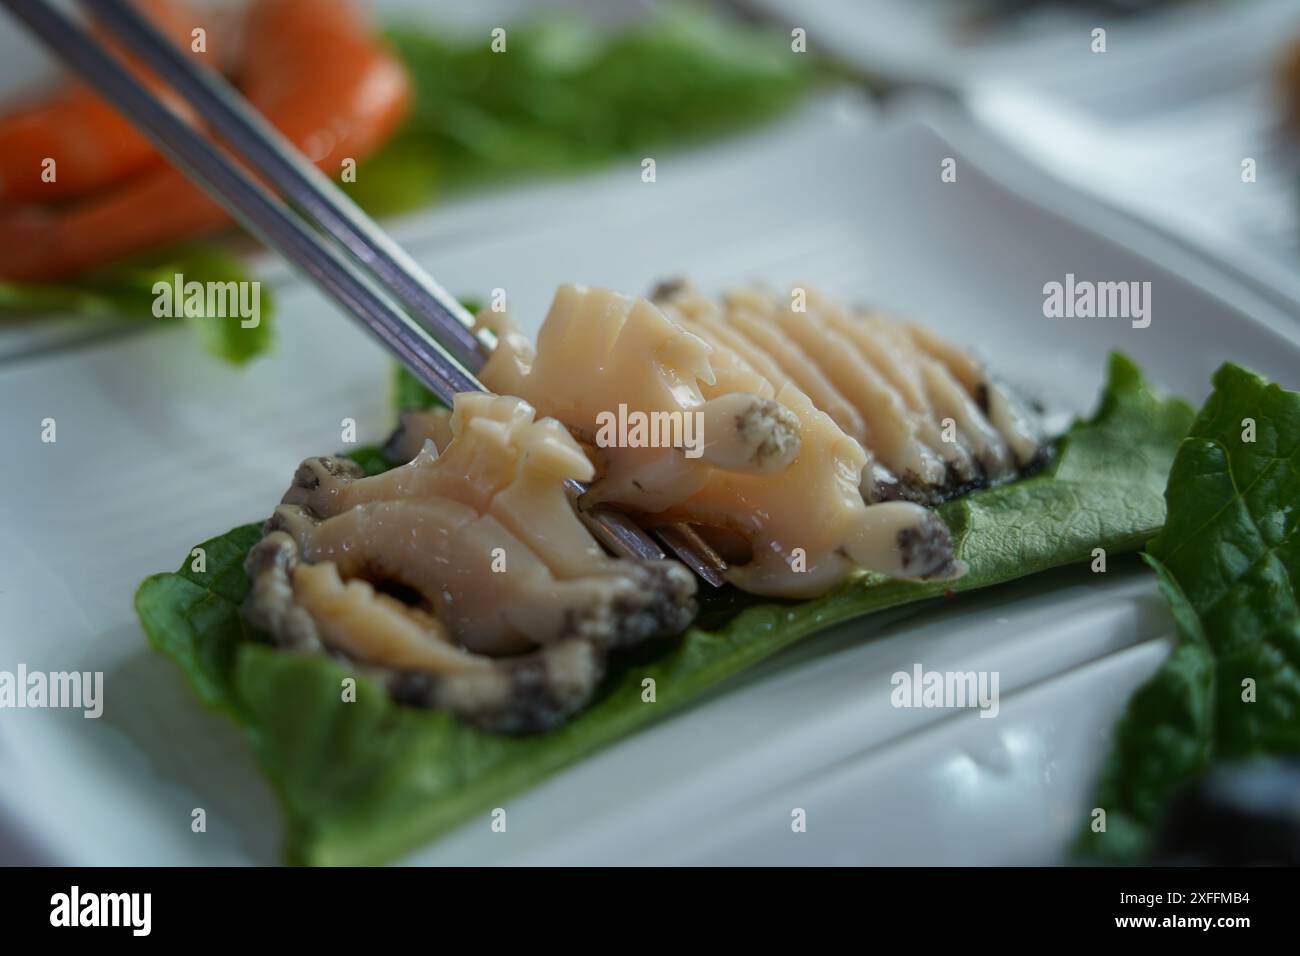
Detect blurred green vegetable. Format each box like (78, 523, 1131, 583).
(1077, 363, 1300, 863)
(0, 244, 273, 364)
(348, 6, 820, 214)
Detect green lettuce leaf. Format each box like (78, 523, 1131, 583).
(1078, 363, 1300, 862)
(0, 244, 274, 364)
(135, 354, 1192, 864)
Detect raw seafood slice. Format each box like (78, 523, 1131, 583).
(243, 393, 697, 733)
(652, 281, 1047, 501)
(479, 284, 976, 598)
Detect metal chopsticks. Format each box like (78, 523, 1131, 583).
(0, 0, 722, 574)
(82, 0, 487, 373)
(3, 0, 727, 584)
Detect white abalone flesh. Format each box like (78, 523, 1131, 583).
(244, 393, 697, 733)
(243, 281, 1048, 732)
(478, 282, 1046, 597)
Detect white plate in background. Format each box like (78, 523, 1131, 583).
(743, 0, 1300, 325)
(740, 0, 1299, 91)
(2, 93, 1298, 865)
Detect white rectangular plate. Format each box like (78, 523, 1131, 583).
(2, 94, 1298, 865)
